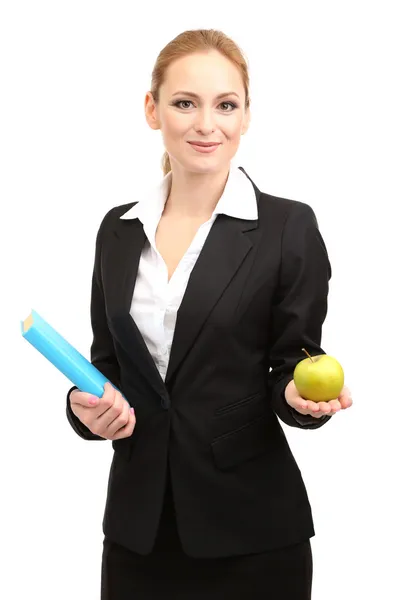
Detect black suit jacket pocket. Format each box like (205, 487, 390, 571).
(211, 393, 272, 470)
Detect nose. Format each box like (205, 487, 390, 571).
(194, 107, 216, 135)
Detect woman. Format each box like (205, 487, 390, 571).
(67, 29, 353, 599)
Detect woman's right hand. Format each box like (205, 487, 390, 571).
(69, 382, 136, 440)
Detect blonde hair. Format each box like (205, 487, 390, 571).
(150, 29, 251, 176)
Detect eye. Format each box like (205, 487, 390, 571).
(219, 102, 237, 112)
(174, 100, 194, 109)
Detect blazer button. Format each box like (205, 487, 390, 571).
(161, 396, 170, 409)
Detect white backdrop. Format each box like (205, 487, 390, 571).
(1, 1, 399, 598)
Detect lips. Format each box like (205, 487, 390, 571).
(187, 141, 221, 154)
(188, 141, 220, 147)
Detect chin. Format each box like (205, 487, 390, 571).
(182, 157, 229, 174)
(190, 162, 221, 172)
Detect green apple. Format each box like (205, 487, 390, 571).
(293, 348, 344, 402)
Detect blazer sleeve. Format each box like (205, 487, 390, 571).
(66, 209, 122, 441)
(268, 201, 333, 429)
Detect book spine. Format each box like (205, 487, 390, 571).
(21, 310, 112, 397)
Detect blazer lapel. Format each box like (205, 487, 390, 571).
(165, 214, 257, 385)
(105, 216, 168, 399)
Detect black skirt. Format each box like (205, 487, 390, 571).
(101, 471, 313, 600)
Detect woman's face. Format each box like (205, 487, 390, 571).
(145, 50, 250, 174)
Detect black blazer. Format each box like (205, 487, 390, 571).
(66, 167, 332, 558)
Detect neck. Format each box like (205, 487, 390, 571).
(163, 165, 231, 219)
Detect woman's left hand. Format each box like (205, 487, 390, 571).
(285, 380, 353, 418)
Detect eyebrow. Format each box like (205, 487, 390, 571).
(171, 90, 240, 100)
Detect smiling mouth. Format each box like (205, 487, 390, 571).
(187, 142, 221, 147)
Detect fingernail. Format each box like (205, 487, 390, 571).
(89, 396, 98, 405)
(130, 407, 135, 414)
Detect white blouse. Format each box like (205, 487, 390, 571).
(119, 165, 258, 381)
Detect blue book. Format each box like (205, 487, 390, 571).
(21, 309, 120, 398)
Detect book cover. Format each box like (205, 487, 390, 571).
(21, 309, 119, 398)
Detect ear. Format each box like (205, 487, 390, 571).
(241, 107, 251, 135)
(144, 92, 160, 130)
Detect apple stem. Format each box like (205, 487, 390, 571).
(302, 348, 314, 362)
